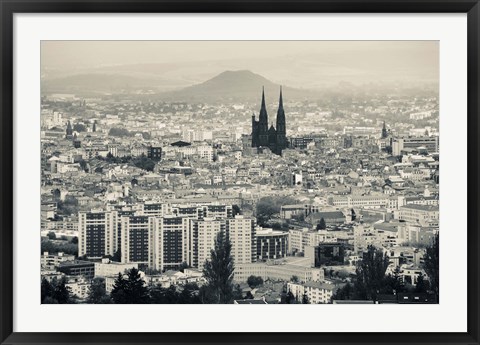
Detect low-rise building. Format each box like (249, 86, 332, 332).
(287, 281, 337, 304)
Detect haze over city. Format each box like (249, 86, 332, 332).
(42, 41, 439, 93)
(40, 40, 440, 305)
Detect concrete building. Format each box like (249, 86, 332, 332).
(395, 204, 439, 227)
(192, 217, 226, 269)
(255, 228, 288, 261)
(41, 252, 75, 270)
(287, 281, 336, 304)
(120, 215, 153, 266)
(234, 257, 324, 283)
(57, 260, 95, 278)
(152, 216, 190, 271)
(78, 211, 118, 259)
(392, 136, 439, 155)
(94, 258, 139, 278)
(227, 215, 256, 265)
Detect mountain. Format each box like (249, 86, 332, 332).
(156, 70, 315, 102)
(41, 73, 188, 95)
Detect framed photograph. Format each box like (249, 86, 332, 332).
(1, 1, 479, 344)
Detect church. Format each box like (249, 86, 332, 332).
(251, 87, 288, 155)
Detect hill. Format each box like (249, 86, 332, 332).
(157, 70, 314, 102)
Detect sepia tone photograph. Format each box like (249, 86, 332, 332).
(40, 41, 439, 305)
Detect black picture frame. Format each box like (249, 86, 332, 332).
(1, 1, 479, 344)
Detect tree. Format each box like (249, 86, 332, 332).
(111, 268, 149, 304)
(247, 275, 264, 288)
(255, 196, 296, 226)
(316, 217, 327, 230)
(232, 204, 241, 217)
(47, 231, 56, 240)
(48, 277, 70, 304)
(41, 239, 78, 256)
(132, 156, 156, 172)
(87, 278, 111, 304)
(178, 262, 190, 273)
(178, 283, 201, 304)
(383, 266, 406, 295)
(126, 268, 150, 304)
(290, 275, 299, 283)
(56, 195, 79, 216)
(41, 278, 54, 303)
(332, 282, 353, 300)
(302, 291, 310, 304)
(285, 290, 295, 304)
(423, 234, 439, 301)
(108, 127, 132, 137)
(71, 236, 78, 244)
(149, 284, 170, 304)
(112, 249, 121, 262)
(111, 273, 128, 303)
(73, 123, 87, 132)
(355, 245, 390, 302)
(415, 273, 430, 293)
(233, 284, 244, 301)
(202, 230, 235, 304)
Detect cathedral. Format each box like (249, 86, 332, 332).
(251, 87, 288, 155)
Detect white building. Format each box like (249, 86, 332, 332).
(287, 281, 336, 304)
(78, 211, 118, 259)
(227, 216, 256, 265)
(94, 258, 139, 278)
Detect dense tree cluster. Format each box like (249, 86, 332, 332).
(423, 233, 439, 301)
(73, 123, 87, 132)
(316, 217, 326, 230)
(87, 278, 111, 304)
(41, 277, 71, 304)
(132, 156, 156, 172)
(41, 238, 78, 256)
(247, 275, 264, 288)
(108, 127, 132, 137)
(56, 195, 80, 216)
(256, 196, 297, 226)
(333, 239, 439, 302)
(111, 268, 149, 304)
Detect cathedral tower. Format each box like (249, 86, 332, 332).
(275, 86, 287, 152)
(258, 87, 269, 147)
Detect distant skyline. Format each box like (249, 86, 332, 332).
(41, 41, 439, 90)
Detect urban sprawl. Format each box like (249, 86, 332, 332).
(41, 88, 439, 304)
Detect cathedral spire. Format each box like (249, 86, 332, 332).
(259, 86, 268, 124)
(279, 86, 283, 108)
(261, 86, 266, 108)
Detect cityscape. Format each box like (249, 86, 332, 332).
(40, 41, 439, 304)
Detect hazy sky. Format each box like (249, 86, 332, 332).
(41, 41, 439, 88)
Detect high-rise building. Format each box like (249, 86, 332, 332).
(120, 216, 152, 265)
(78, 211, 118, 259)
(227, 215, 256, 264)
(192, 217, 227, 269)
(142, 202, 171, 217)
(251, 87, 288, 155)
(151, 216, 190, 271)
